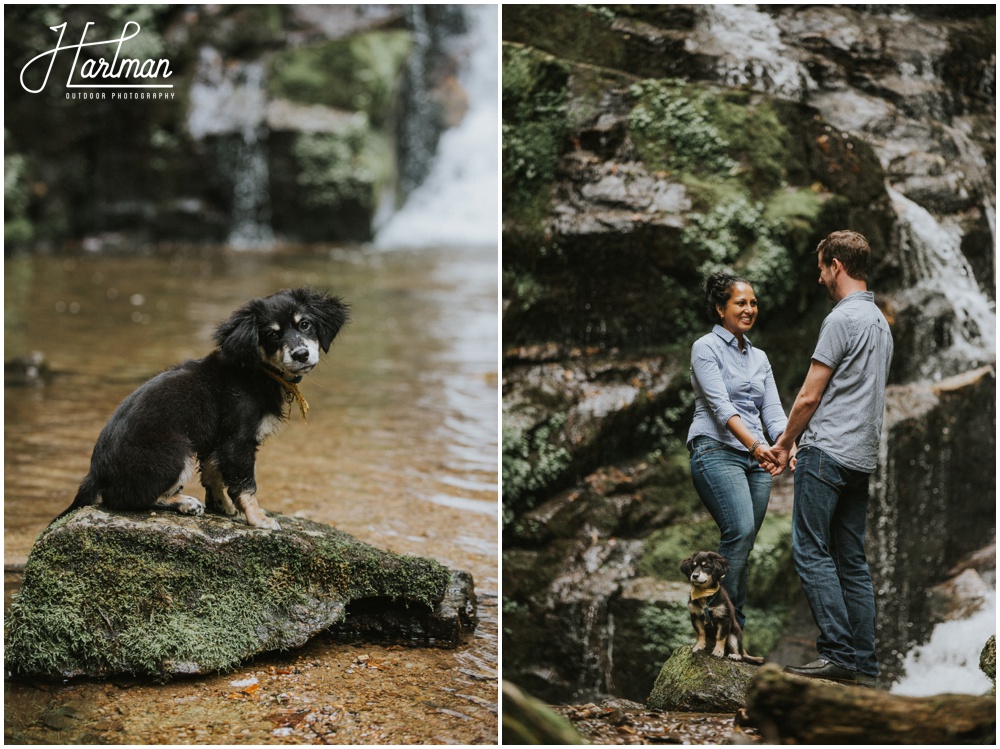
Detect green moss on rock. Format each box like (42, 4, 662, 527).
(648, 644, 759, 712)
(268, 31, 411, 126)
(292, 126, 392, 211)
(6, 507, 472, 680)
(502, 43, 569, 223)
(637, 519, 721, 581)
(629, 80, 790, 196)
(502, 413, 571, 528)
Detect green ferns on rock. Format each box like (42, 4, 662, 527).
(629, 79, 738, 176)
(502, 45, 569, 221)
(628, 78, 817, 313)
(502, 414, 571, 528)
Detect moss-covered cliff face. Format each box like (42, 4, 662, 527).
(4, 5, 470, 249)
(502, 4, 995, 702)
(501, 35, 891, 361)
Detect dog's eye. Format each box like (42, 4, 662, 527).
(264, 329, 281, 342)
(299, 320, 312, 332)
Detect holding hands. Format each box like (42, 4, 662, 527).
(752, 439, 797, 476)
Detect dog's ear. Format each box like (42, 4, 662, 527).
(215, 300, 263, 366)
(679, 555, 694, 577)
(715, 555, 730, 579)
(296, 288, 350, 352)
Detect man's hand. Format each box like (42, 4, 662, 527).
(771, 441, 792, 471)
(755, 444, 783, 476)
(771, 359, 834, 475)
(770, 438, 799, 473)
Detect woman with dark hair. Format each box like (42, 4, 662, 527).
(685, 271, 788, 631)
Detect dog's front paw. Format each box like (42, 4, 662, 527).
(712, 647, 726, 658)
(175, 495, 205, 516)
(691, 643, 706, 653)
(250, 514, 281, 531)
(206, 489, 238, 517)
(727, 653, 742, 662)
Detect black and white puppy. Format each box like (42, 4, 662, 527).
(57, 288, 349, 531)
(680, 551, 764, 664)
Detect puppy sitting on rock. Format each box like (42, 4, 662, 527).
(680, 551, 764, 664)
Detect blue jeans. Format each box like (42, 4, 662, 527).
(689, 436, 771, 629)
(792, 446, 878, 677)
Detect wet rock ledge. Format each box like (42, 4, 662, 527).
(5, 507, 477, 680)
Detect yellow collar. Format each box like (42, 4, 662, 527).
(690, 583, 720, 601)
(262, 368, 309, 421)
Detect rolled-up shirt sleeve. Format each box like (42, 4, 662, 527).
(691, 340, 740, 426)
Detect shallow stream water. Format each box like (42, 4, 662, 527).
(3, 243, 498, 744)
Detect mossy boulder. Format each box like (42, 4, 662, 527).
(649, 645, 761, 712)
(5, 507, 476, 681)
(267, 31, 411, 127)
(268, 117, 394, 242)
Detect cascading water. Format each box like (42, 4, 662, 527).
(375, 5, 498, 249)
(395, 6, 437, 198)
(187, 48, 275, 248)
(891, 187, 996, 381)
(892, 588, 995, 696)
(700, 5, 815, 100)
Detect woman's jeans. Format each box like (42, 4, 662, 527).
(792, 445, 878, 677)
(689, 436, 771, 629)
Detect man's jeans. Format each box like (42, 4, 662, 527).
(792, 445, 878, 677)
(689, 436, 771, 629)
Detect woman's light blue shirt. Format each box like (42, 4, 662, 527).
(686, 324, 787, 451)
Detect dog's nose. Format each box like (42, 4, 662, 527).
(290, 347, 311, 363)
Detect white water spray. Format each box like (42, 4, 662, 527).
(698, 5, 815, 101)
(890, 187, 996, 381)
(187, 48, 274, 248)
(892, 587, 995, 696)
(375, 6, 498, 249)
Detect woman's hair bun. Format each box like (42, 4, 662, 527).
(702, 271, 750, 323)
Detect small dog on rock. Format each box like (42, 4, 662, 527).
(57, 288, 349, 531)
(680, 551, 764, 664)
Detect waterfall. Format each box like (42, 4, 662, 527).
(890, 187, 996, 381)
(892, 589, 996, 696)
(943, 123, 997, 243)
(699, 5, 815, 101)
(187, 48, 275, 248)
(395, 6, 437, 197)
(375, 5, 498, 249)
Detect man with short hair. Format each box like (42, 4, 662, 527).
(771, 230, 893, 689)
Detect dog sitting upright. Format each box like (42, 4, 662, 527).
(56, 288, 349, 531)
(680, 551, 764, 664)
